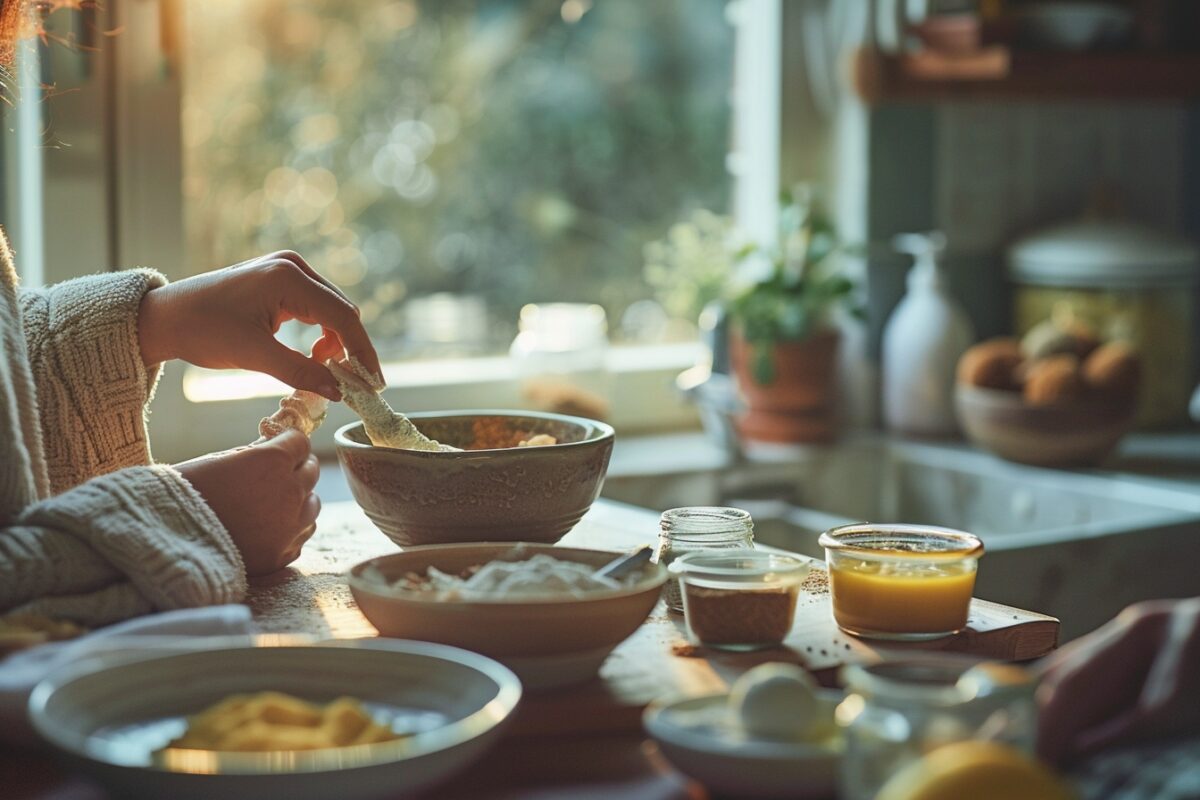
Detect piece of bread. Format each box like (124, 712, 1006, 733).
(1023, 354, 1086, 406)
(957, 338, 1023, 391)
(1083, 342, 1140, 405)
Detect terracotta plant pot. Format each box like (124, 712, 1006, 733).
(729, 328, 841, 444)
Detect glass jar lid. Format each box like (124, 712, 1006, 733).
(667, 549, 809, 586)
(819, 524, 983, 561)
(1008, 218, 1200, 289)
(660, 506, 753, 536)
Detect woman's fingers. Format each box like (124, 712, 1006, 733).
(240, 334, 341, 400)
(272, 261, 384, 382)
(298, 492, 321, 531)
(1037, 609, 1162, 764)
(263, 427, 315, 468)
(296, 454, 320, 493)
(311, 329, 346, 364)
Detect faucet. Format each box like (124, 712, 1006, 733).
(676, 302, 745, 461)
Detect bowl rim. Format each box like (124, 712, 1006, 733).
(818, 523, 984, 561)
(954, 383, 1137, 418)
(333, 410, 615, 456)
(347, 542, 668, 607)
(27, 639, 522, 775)
(667, 549, 811, 583)
(643, 692, 843, 762)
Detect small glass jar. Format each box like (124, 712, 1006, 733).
(654, 507, 754, 612)
(669, 549, 810, 651)
(819, 524, 984, 641)
(837, 659, 1037, 800)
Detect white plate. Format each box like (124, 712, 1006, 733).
(29, 639, 521, 800)
(644, 692, 842, 799)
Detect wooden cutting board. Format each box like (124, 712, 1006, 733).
(249, 500, 1060, 737)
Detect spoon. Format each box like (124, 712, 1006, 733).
(594, 545, 654, 580)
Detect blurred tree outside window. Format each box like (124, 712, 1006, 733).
(181, 0, 733, 360)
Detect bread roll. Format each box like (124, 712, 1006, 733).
(1083, 342, 1140, 404)
(957, 338, 1023, 391)
(1023, 354, 1086, 406)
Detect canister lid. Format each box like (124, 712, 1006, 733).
(1008, 219, 1200, 289)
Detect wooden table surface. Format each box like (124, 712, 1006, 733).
(8, 499, 1060, 800)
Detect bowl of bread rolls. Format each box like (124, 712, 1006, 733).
(955, 318, 1141, 467)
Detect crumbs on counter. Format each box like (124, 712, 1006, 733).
(801, 569, 830, 595)
(670, 642, 704, 658)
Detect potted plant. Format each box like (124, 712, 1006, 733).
(726, 192, 860, 444)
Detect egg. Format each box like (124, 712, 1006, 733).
(728, 663, 820, 741)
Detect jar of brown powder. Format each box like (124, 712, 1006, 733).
(655, 507, 755, 613)
(669, 549, 810, 651)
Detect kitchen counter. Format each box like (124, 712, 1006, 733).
(602, 428, 1200, 642)
(608, 428, 1200, 488)
(8, 499, 1056, 800)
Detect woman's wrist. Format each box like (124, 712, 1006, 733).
(137, 285, 177, 367)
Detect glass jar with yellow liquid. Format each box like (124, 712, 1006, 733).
(818, 524, 984, 640)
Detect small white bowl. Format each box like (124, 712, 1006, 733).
(643, 692, 842, 799)
(29, 639, 521, 800)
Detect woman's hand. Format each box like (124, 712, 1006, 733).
(1037, 597, 1200, 765)
(138, 251, 382, 400)
(174, 429, 321, 576)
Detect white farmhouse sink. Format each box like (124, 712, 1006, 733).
(603, 435, 1200, 642)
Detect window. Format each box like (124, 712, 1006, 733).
(180, 0, 733, 361)
(26, 0, 780, 460)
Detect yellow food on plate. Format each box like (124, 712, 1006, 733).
(876, 740, 1076, 800)
(0, 614, 87, 654)
(167, 691, 404, 752)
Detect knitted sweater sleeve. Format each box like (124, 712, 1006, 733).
(1, 270, 248, 625)
(0, 465, 247, 626)
(19, 269, 168, 491)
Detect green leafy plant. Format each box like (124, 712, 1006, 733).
(727, 191, 862, 384)
(643, 209, 746, 323)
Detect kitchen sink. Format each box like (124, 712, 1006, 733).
(603, 435, 1200, 641)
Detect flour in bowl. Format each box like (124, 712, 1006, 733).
(366, 552, 637, 600)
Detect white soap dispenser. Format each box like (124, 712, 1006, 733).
(882, 232, 975, 436)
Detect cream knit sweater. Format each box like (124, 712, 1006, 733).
(0, 233, 246, 625)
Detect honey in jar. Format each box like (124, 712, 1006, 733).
(819, 525, 984, 641)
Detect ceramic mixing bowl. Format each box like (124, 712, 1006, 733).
(28, 640, 521, 800)
(334, 410, 614, 547)
(348, 543, 667, 689)
(956, 385, 1133, 467)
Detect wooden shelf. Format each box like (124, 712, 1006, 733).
(854, 49, 1200, 104)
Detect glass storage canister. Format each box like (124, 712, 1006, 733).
(654, 507, 754, 612)
(819, 523, 983, 641)
(669, 549, 809, 651)
(837, 658, 1038, 800)
(1009, 216, 1200, 427)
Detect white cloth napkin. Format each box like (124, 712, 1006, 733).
(0, 604, 253, 747)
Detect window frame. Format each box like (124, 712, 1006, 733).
(32, 0, 781, 462)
